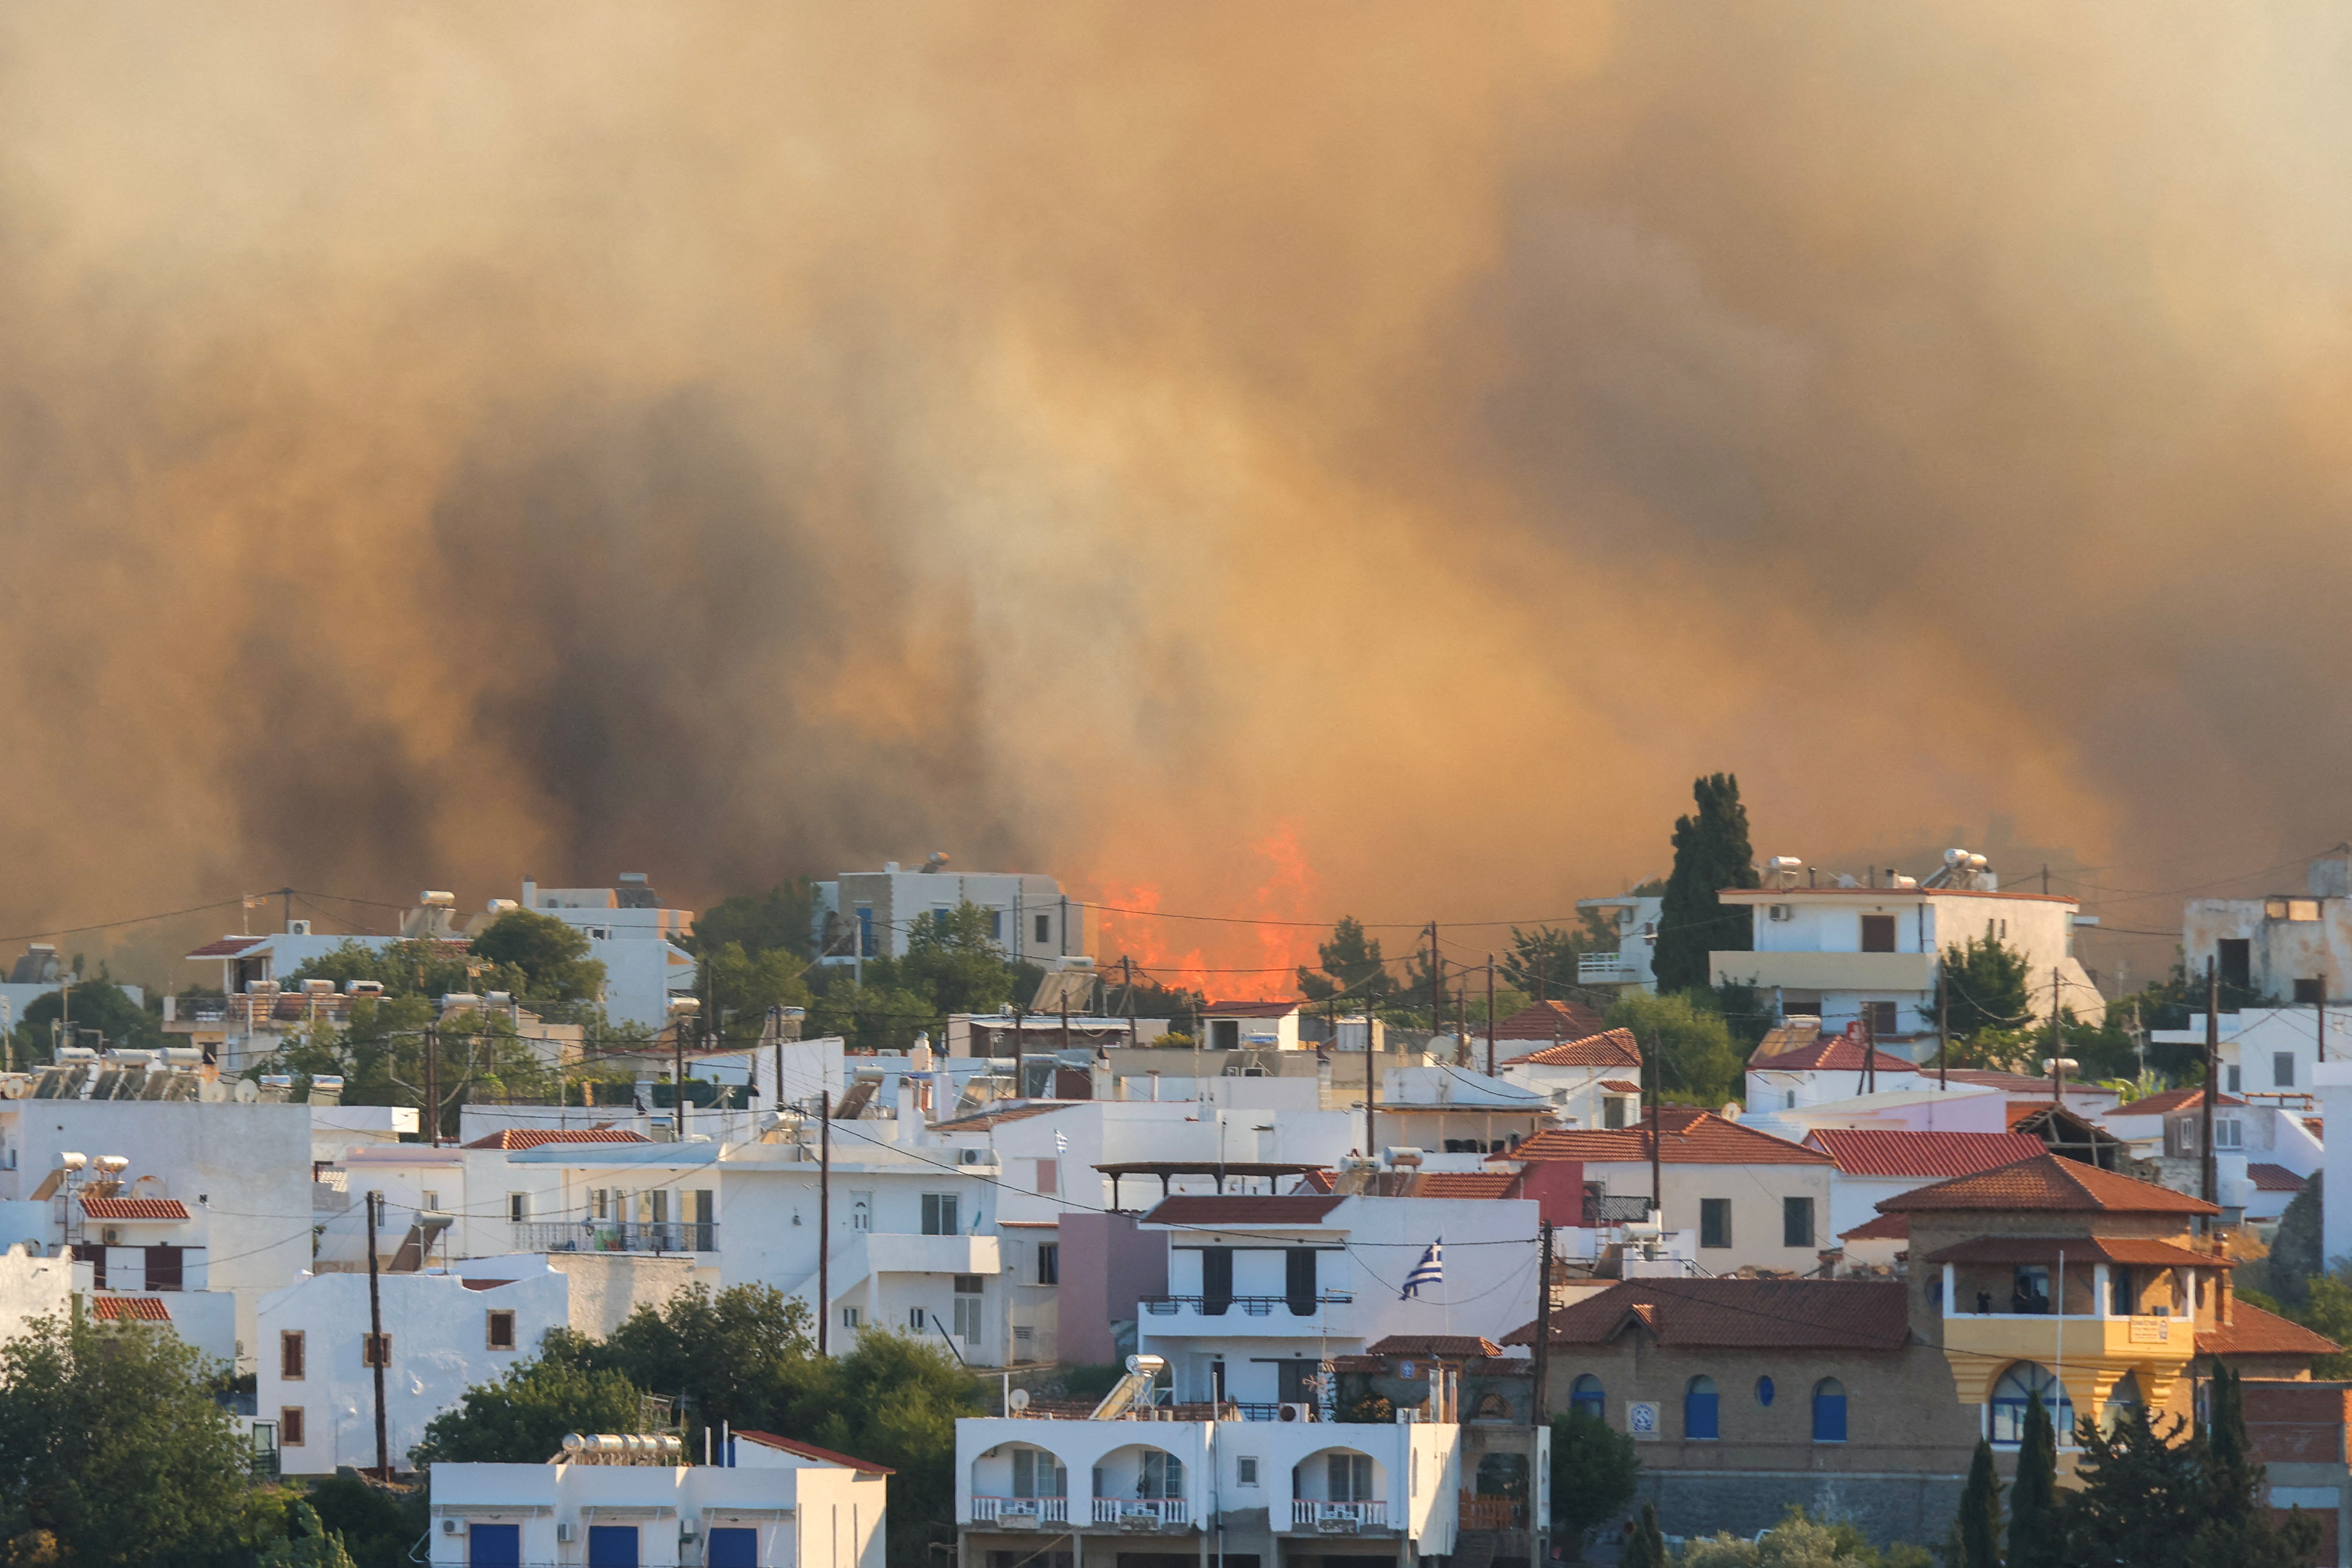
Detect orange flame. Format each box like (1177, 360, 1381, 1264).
(1083, 820, 1330, 1003)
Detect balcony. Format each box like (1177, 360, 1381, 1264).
(1709, 950, 1937, 994)
(1940, 1311, 2186, 1361)
(1093, 1498, 1189, 1529)
(1138, 1292, 1352, 1332)
(1292, 1501, 1388, 1531)
(1577, 953, 1637, 981)
(512, 1220, 716, 1254)
(970, 1497, 1070, 1527)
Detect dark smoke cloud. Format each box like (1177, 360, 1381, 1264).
(0, 3, 2344, 984)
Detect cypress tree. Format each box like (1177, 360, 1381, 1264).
(1957, 1437, 2002, 1568)
(1620, 1502, 1666, 1568)
(1652, 773, 1758, 994)
(2005, 1387, 2061, 1568)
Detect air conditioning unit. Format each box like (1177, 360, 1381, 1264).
(556, 1524, 575, 1544)
(1278, 1403, 1312, 1423)
(1768, 905, 1794, 922)
(1118, 1510, 1162, 1531)
(287, 920, 311, 936)
(441, 1518, 466, 1536)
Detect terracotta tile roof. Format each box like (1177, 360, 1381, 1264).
(2200, 1304, 2341, 1362)
(1494, 1000, 1609, 1043)
(1512, 1029, 1644, 1069)
(2250, 1163, 2310, 1193)
(1750, 1038, 1920, 1075)
(1500, 1106, 1830, 1166)
(1803, 1130, 2047, 1178)
(184, 936, 267, 959)
(1940, 1069, 2071, 1094)
(462, 1129, 653, 1150)
(91, 1296, 171, 1321)
(1720, 887, 2078, 905)
(1366, 1334, 1504, 1358)
(1837, 1213, 1908, 1243)
(1410, 1173, 1515, 1199)
(928, 1103, 1067, 1133)
(1201, 999, 1300, 1018)
(1295, 1168, 1338, 1194)
(1747, 1021, 1826, 1063)
(1921, 1235, 2232, 1270)
(1503, 1278, 1909, 1350)
(1877, 1154, 2219, 1215)
(731, 1430, 894, 1474)
(79, 1197, 191, 1221)
(2111, 1088, 2249, 1116)
(1140, 1195, 1345, 1227)
(1600, 1080, 1643, 1094)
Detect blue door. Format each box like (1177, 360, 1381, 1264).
(1812, 1379, 1847, 1442)
(1684, 1376, 1718, 1440)
(587, 1524, 640, 1567)
(468, 1525, 521, 1568)
(708, 1526, 759, 1567)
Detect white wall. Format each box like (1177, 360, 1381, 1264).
(0, 1243, 68, 1340)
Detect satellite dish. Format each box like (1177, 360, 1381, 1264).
(1008, 1388, 1030, 1412)
(197, 1077, 228, 1103)
(234, 1078, 261, 1104)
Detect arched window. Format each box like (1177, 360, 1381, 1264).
(2101, 1371, 2144, 1435)
(1569, 1375, 1605, 1421)
(1755, 1376, 1775, 1407)
(1990, 1362, 2074, 1446)
(1811, 1378, 1846, 1443)
(1684, 1376, 1718, 1441)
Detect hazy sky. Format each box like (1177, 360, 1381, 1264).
(2, 4, 2346, 987)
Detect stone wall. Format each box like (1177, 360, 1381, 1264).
(1639, 1469, 1966, 1552)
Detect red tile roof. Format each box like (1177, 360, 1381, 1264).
(2111, 1088, 2249, 1116)
(1750, 1038, 1921, 1075)
(1295, 1168, 1338, 1194)
(91, 1296, 171, 1321)
(1366, 1335, 1504, 1359)
(1504, 1278, 1909, 1350)
(1803, 1130, 2046, 1178)
(1940, 1069, 2072, 1094)
(1921, 1235, 2231, 1270)
(183, 936, 266, 959)
(1201, 1000, 1300, 1018)
(1141, 1196, 1345, 1227)
(1410, 1173, 1515, 1200)
(462, 1129, 653, 1150)
(1600, 1080, 1643, 1094)
(1837, 1213, 1908, 1243)
(1500, 1106, 1830, 1166)
(80, 1198, 191, 1221)
(2250, 1163, 2310, 1193)
(1494, 1000, 1609, 1043)
(2200, 1304, 2341, 1362)
(1877, 1154, 2219, 1215)
(1511, 1029, 1644, 1069)
(732, 1431, 894, 1474)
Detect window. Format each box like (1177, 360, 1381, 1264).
(856, 906, 875, 956)
(362, 1332, 391, 1368)
(592, 1189, 611, 1220)
(1035, 914, 1052, 946)
(2109, 1266, 2133, 1317)
(955, 1276, 984, 1339)
(908, 1307, 927, 1330)
(1990, 1362, 2073, 1446)
(851, 1192, 872, 1231)
(280, 1406, 305, 1447)
(2174, 1117, 2198, 1156)
(1012, 1448, 1067, 1498)
(1327, 1452, 1373, 1501)
(486, 1311, 516, 1351)
(1036, 1244, 1060, 1285)
(421, 1190, 440, 1213)
(987, 909, 1005, 942)
(2226, 1066, 2242, 1094)
(932, 905, 952, 932)
(2219, 938, 2252, 992)
(1684, 1376, 1718, 1440)
(922, 1193, 959, 1235)
(1860, 914, 1896, 953)
(1865, 1001, 1898, 1038)
(1285, 1248, 1318, 1316)
(470, 1523, 522, 1568)
(2292, 900, 2323, 922)
(2276, 1052, 2297, 1088)
(145, 1245, 183, 1292)
(2296, 978, 2325, 1004)
(1604, 1097, 1627, 1130)
(2217, 1118, 2244, 1151)
(507, 1192, 529, 1223)
(708, 1528, 760, 1568)
(841, 1306, 861, 1329)
(1236, 1456, 1259, 1486)
(1139, 1450, 1184, 1498)
(1783, 1197, 1815, 1249)
(1569, 1375, 1604, 1420)
(1035, 1159, 1058, 1196)
(1700, 1199, 1732, 1249)
(1755, 1376, 1774, 1407)
(2012, 1266, 2051, 1314)
(1811, 1378, 1847, 1442)
(957, 1273, 983, 1294)
(586, 1524, 639, 1568)
(279, 1330, 305, 1380)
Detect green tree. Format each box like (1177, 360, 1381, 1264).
(301, 1471, 427, 1568)
(1501, 917, 1615, 1000)
(1549, 1409, 1639, 1559)
(0, 1312, 258, 1566)
(409, 1356, 645, 1467)
(805, 980, 938, 1053)
(17, 978, 158, 1060)
(2005, 1390, 2059, 1568)
(2060, 1407, 2202, 1568)
(691, 882, 819, 959)
(699, 943, 814, 1038)
(1606, 990, 1743, 1106)
(2245, 1174, 2321, 1309)
(259, 1501, 358, 1568)
(1653, 774, 1757, 994)
(1297, 917, 1392, 1003)
(1619, 1501, 1666, 1568)
(798, 1331, 989, 1568)
(1931, 932, 2033, 1040)
(898, 905, 1018, 1018)
(1955, 1438, 2001, 1568)
(467, 909, 606, 1004)
(2190, 1358, 2325, 1565)
(546, 1284, 818, 1442)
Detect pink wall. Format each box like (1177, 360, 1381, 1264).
(1055, 1211, 1169, 1367)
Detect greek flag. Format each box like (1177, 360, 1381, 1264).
(1055, 1131, 1069, 1156)
(1402, 1239, 1444, 1300)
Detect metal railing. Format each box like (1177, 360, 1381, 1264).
(1094, 1498, 1188, 1527)
(1577, 953, 1635, 979)
(1583, 1194, 1653, 1225)
(1293, 1500, 1388, 1529)
(1139, 1292, 1352, 1317)
(970, 1497, 1070, 1524)
(513, 1220, 716, 1254)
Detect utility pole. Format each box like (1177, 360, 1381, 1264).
(2050, 967, 2064, 1104)
(2321, 973, 2330, 1065)
(1533, 1220, 1555, 1421)
(1648, 1040, 1663, 1224)
(1122, 956, 1137, 1047)
(675, 1009, 688, 1140)
(1427, 923, 1442, 1035)
(1485, 956, 1497, 1076)
(1937, 977, 1949, 1092)
(1861, 1010, 1877, 1096)
(365, 1191, 389, 1481)
(818, 1088, 832, 1355)
(2202, 958, 2219, 1210)
(423, 1021, 439, 1147)
(2042, 863, 2050, 895)
(1365, 995, 1378, 1160)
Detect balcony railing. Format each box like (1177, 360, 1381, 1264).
(513, 1220, 716, 1254)
(970, 1497, 1070, 1525)
(1583, 1194, 1653, 1226)
(1578, 953, 1636, 979)
(1094, 1498, 1189, 1528)
(1293, 1500, 1388, 1530)
(1139, 1292, 1352, 1317)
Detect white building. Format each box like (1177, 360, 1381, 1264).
(814, 863, 1085, 964)
(429, 1429, 890, 1568)
(1711, 850, 2101, 1058)
(2151, 1008, 2338, 1101)
(0, 1242, 70, 1340)
(520, 876, 699, 1029)
(262, 1263, 572, 1475)
(1574, 891, 1664, 990)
